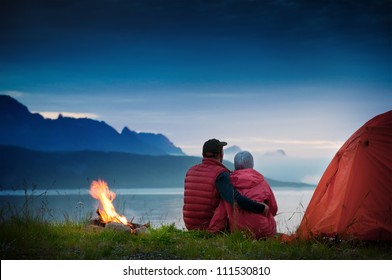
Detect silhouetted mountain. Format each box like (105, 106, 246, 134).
(224, 145, 242, 155)
(0, 145, 224, 189)
(0, 95, 184, 155)
(223, 145, 243, 163)
(0, 145, 313, 190)
(0, 96, 313, 190)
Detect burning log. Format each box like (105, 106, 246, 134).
(91, 209, 150, 235)
(88, 180, 149, 235)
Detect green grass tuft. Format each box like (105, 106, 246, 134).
(1, 217, 391, 260)
(1, 194, 391, 260)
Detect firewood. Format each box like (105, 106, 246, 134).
(105, 222, 132, 232)
(91, 208, 151, 235)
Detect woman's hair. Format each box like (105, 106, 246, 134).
(234, 150, 254, 170)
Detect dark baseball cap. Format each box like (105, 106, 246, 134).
(202, 138, 227, 155)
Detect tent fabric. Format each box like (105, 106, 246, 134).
(296, 110, 392, 241)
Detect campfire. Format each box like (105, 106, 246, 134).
(89, 179, 149, 234)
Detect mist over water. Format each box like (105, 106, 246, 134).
(0, 186, 314, 234)
(227, 153, 331, 185)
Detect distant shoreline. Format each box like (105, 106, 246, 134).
(1, 145, 316, 190)
(0, 185, 316, 196)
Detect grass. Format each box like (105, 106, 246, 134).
(1, 215, 391, 260)
(0, 191, 391, 260)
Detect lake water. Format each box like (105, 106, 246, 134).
(0, 186, 315, 234)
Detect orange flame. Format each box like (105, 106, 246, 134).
(89, 179, 128, 225)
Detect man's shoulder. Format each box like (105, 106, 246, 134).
(186, 162, 229, 178)
(185, 163, 203, 175)
(187, 162, 203, 170)
(216, 171, 230, 178)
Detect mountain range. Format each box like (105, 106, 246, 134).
(0, 145, 310, 190)
(0, 95, 312, 189)
(0, 95, 184, 156)
(0, 145, 201, 189)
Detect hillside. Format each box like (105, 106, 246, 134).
(0, 145, 199, 189)
(0, 145, 311, 190)
(0, 95, 184, 156)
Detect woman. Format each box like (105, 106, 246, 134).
(208, 151, 278, 239)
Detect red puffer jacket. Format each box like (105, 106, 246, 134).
(208, 168, 278, 238)
(183, 158, 229, 230)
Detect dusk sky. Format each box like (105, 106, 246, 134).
(1, 0, 391, 183)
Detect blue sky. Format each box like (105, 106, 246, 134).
(1, 0, 391, 183)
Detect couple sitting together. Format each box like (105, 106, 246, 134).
(183, 138, 278, 239)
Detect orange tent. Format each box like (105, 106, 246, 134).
(296, 110, 392, 241)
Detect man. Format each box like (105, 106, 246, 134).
(183, 139, 269, 230)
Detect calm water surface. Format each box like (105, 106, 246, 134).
(0, 186, 315, 234)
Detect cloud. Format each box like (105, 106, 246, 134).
(36, 111, 99, 120)
(230, 137, 343, 151)
(264, 139, 342, 146)
(264, 149, 287, 157)
(0, 90, 25, 98)
(253, 154, 330, 183)
(266, 139, 344, 151)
